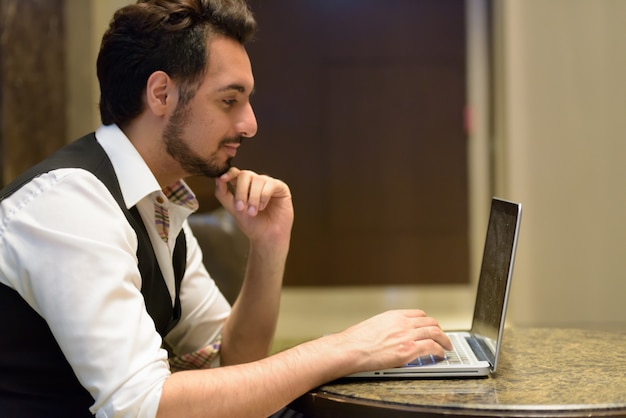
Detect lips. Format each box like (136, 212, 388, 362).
(222, 143, 240, 157)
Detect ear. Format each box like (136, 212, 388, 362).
(145, 71, 174, 117)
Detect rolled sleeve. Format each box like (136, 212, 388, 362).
(0, 170, 173, 418)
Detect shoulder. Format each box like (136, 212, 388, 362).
(0, 168, 132, 242)
(2, 168, 115, 214)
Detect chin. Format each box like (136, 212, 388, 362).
(198, 160, 231, 178)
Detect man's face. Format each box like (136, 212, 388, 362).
(163, 36, 257, 178)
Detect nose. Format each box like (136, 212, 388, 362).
(238, 102, 258, 139)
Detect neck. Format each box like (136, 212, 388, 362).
(121, 118, 186, 188)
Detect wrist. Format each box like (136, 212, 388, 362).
(294, 334, 359, 381)
(247, 237, 290, 262)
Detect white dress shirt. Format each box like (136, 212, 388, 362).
(0, 124, 231, 418)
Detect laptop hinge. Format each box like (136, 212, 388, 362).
(465, 336, 493, 365)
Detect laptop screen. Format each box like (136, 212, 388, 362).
(470, 198, 521, 368)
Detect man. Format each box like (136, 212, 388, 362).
(0, 1, 452, 417)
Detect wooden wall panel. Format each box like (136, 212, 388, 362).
(0, 0, 66, 186)
(234, 0, 469, 286)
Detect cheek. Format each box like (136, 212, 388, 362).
(193, 119, 225, 151)
(202, 115, 232, 141)
(193, 109, 218, 132)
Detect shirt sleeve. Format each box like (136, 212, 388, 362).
(168, 336, 222, 372)
(0, 169, 171, 418)
(162, 221, 232, 360)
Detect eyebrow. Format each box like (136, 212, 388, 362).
(218, 84, 255, 96)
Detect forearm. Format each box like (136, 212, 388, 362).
(220, 240, 289, 365)
(157, 335, 350, 418)
(213, 168, 294, 365)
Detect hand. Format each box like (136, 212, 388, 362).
(214, 167, 294, 247)
(330, 309, 453, 373)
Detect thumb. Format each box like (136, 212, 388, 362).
(214, 177, 236, 212)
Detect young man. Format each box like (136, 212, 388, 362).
(0, 1, 451, 417)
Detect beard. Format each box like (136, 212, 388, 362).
(163, 101, 241, 178)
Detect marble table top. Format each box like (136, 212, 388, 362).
(293, 328, 626, 417)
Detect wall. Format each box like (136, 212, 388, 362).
(65, 0, 131, 138)
(64, 0, 626, 337)
(1, 0, 66, 185)
(496, 0, 626, 330)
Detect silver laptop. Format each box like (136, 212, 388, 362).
(349, 197, 522, 378)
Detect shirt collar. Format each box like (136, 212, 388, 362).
(163, 181, 199, 212)
(94, 124, 197, 212)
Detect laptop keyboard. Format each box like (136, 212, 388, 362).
(407, 334, 470, 366)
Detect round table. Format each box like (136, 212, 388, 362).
(290, 328, 626, 417)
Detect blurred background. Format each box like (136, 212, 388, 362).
(1, 0, 624, 346)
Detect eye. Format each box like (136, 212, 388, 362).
(223, 99, 237, 107)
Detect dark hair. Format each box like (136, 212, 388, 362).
(97, 0, 257, 127)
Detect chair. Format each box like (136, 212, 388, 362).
(187, 208, 248, 305)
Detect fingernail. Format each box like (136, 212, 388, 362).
(235, 200, 245, 211)
(247, 205, 257, 216)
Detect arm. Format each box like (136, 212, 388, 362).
(157, 169, 452, 417)
(158, 309, 451, 418)
(214, 168, 293, 364)
(0, 170, 172, 418)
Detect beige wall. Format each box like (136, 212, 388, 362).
(496, 0, 626, 329)
(65, 0, 132, 139)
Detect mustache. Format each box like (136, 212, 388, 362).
(220, 136, 244, 146)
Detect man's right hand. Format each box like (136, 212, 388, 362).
(324, 309, 453, 375)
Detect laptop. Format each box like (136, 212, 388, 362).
(348, 197, 522, 378)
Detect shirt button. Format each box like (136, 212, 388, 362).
(156, 196, 165, 204)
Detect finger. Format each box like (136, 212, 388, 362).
(232, 171, 253, 213)
(399, 309, 427, 318)
(215, 168, 245, 212)
(257, 176, 286, 213)
(437, 331, 453, 351)
(215, 177, 235, 210)
(413, 326, 452, 351)
(245, 175, 269, 216)
(256, 177, 275, 212)
(413, 316, 439, 329)
(215, 168, 240, 198)
(217, 167, 241, 185)
(413, 338, 449, 358)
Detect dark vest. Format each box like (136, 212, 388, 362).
(0, 133, 187, 417)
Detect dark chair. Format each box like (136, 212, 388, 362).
(187, 208, 248, 305)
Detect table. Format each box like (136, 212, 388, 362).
(290, 328, 626, 417)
